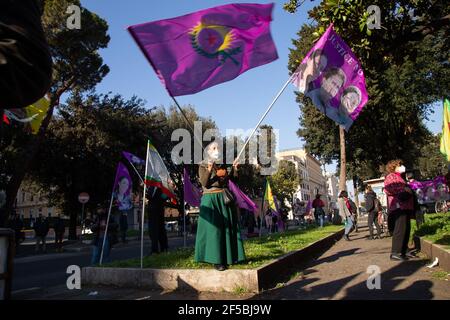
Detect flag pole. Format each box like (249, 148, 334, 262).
(99, 190, 115, 265)
(183, 202, 187, 247)
(235, 74, 295, 163)
(259, 179, 267, 238)
(140, 141, 150, 269)
(128, 160, 144, 184)
(170, 95, 205, 153)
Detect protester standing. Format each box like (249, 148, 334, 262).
(148, 187, 169, 255)
(365, 185, 382, 240)
(312, 194, 325, 227)
(194, 141, 245, 271)
(34, 214, 49, 253)
(338, 191, 354, 241)
(53, 214, 65, 253)
(384, 160, 414, 261)
(91, 207, 118, 265)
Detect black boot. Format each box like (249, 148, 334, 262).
(214, 264, 227, 271)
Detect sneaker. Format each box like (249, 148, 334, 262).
(344, 234, 351, 241)
(403, 252, 417, 259)
(390, 254, 408, 261)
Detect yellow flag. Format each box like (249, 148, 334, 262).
(26, 96, 51, 134)
(4, 96, 50, 134)
(440, 98, 450, 162)
(264, 180, 277, 211)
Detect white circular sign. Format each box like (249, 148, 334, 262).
(78, 192, 90, 204)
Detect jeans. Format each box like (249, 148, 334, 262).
(344, 216, 354, 235)
(91, 237, 111, 265)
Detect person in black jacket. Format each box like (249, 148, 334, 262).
(364, 185, 382, 240)
(53, 214, 65, 253)
(34, 214, 49, 253)
(147, 187, 169, 255)
(0, 0, 52, 110)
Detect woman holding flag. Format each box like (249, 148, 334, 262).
(194, 141, 245, 271)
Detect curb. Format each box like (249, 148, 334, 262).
(82, 228, 344, 293)
(415, 236, 450, 271)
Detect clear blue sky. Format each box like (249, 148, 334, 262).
(80, 0, 443, 176)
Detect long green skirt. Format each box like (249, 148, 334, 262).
(194, 192, 246, 265)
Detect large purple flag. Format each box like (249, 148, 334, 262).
(292, 24, 368, 131)
(112, 162, 133, 211)
(228, 180, 258, 213)
(128, 3, 278, 97)
(183, 168, 202, 207)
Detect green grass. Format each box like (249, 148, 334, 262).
(103, 224, 343, 269)
(431, 271, 449, 281)
(412, 213, 450, 249)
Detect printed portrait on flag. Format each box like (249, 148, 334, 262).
(409, 176, 449, 204)
(292, 25, 368, 131)
(113, 163, 133, 211)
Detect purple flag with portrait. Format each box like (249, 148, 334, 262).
(409, 175, 449, 204)
(228, 180, 258, 213)
(112, 162, 133, 211)
(128, 3, 278, 97)
(183, 168, 202, 207)
(292, 24, 368, 131)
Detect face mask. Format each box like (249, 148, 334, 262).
(209, 149, 220, 161)
(396, 165, 406, 174)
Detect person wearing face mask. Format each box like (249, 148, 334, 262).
(383, 160, 415, 261)
(194, 141, 245, 271)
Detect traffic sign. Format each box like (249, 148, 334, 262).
(78, 192, 90, 204)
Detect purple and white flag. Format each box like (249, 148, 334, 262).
(292, 24, 368, 131)
(112, 162, 133, 211)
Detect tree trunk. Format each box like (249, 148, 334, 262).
(352, 176, 360, 216)
(339, 127, 347, 192)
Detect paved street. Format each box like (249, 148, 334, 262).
(12, 235, 196, 294)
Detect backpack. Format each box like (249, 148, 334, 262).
(348, 199, 357, 215)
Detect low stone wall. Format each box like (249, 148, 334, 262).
(82, 228, 344, 293)
(416, 236, 450, 272)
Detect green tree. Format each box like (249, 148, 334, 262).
(31, 93, 162, 239)
(416, 133, 448, 179)
(269, 160, 299, 209)
(286, 0, 450, 185)
(0, 0, 110, 226)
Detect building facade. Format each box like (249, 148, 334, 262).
(326, 173, 340, 209)
(14, 184, 62, 219)
(276, 149, 328, 207)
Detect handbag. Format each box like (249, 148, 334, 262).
(223, 188, 235, 205)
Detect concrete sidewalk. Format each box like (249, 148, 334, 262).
(252, 224, 450, 300)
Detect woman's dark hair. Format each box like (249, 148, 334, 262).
(338, 190, 348, 198)
(315, 194, 321, 199)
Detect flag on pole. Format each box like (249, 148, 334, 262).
(122, 151, 145, 165)
(112, 162, 133, 211)
(228, 180, 258, 213)
(440, 98, 450, 162)
(4, 96, 50, 134)
(128, 3, 278, 97)
(183, 168, 202, 207)
(144, 140, 177, 202)
(291, 24, 368, 131)
(264, 180, 277, 212)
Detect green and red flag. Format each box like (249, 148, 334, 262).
(143, 140, 177, 203)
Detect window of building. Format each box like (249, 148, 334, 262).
(30, 194, 34, 202)
(22, 192, 25, 203)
